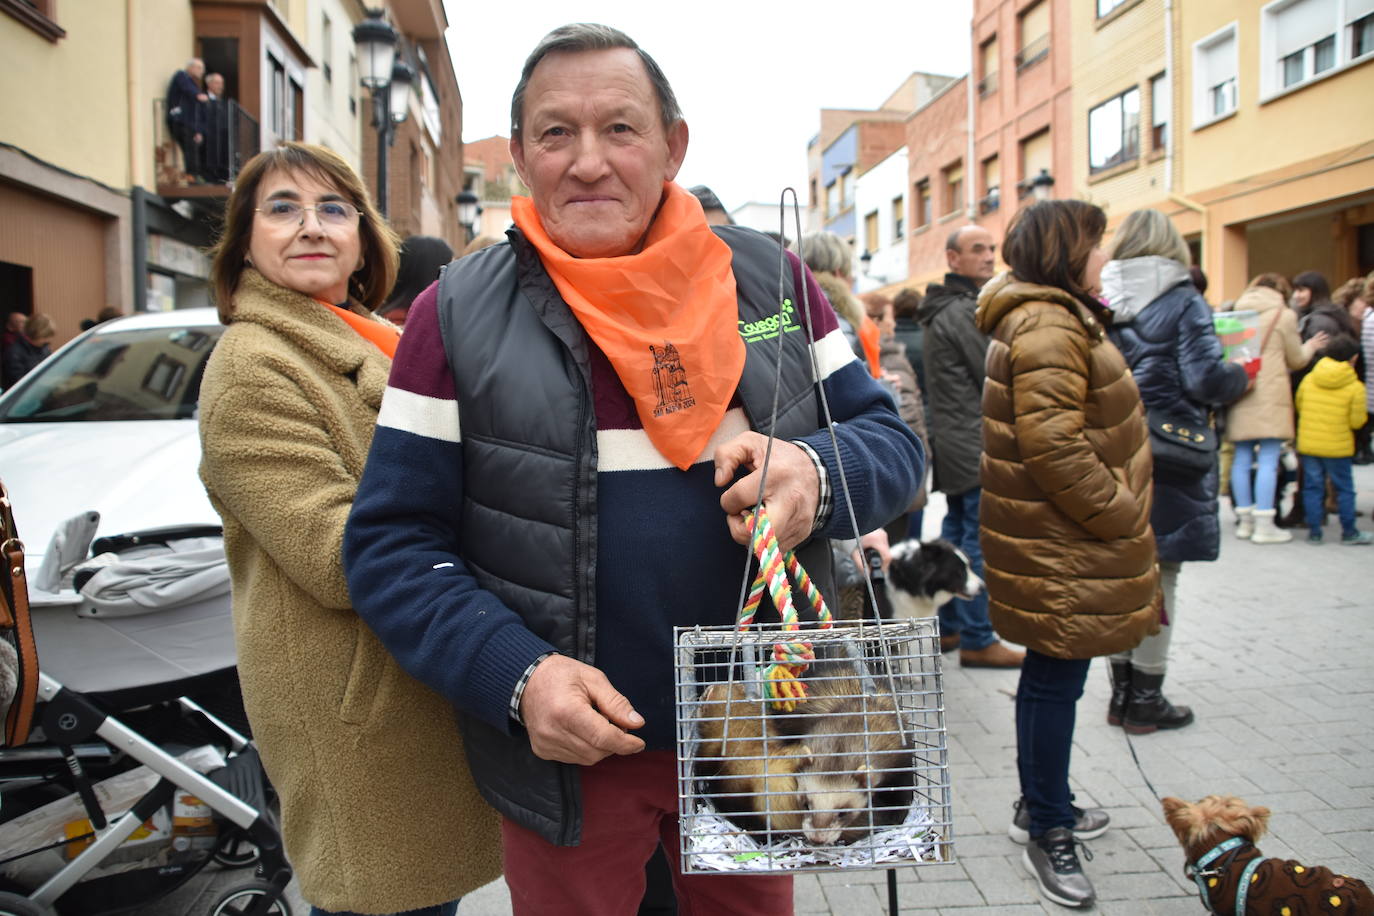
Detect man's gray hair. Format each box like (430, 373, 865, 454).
(792, 231, 852, 277)
(509, 23, 682, 139)
(946, 225, 979, 253)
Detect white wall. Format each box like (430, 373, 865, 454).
(853, 149, 910, 293)
(303, 0, 362, 167)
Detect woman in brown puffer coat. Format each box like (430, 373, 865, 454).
(974, 200, 1159, 909)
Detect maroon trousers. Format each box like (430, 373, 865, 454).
(501, 751, 794, 915)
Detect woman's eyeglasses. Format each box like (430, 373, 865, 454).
(255, 200, 361, 226)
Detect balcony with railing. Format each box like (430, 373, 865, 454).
(977, 71, 999, 98)
(1015, 35, 1050, 72)
(154, 98, 260, 198)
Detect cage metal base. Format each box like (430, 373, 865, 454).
(674, 619, 954, 874)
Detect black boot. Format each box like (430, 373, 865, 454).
(1123, 671, 1194, 734)
(1107, 658, 1131, 726)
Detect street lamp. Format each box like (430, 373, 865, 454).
(1029, 168, 1055, 202)
(352, 10, 412, 217)
(455, 190, 479, 242)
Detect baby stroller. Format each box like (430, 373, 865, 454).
(0, 511, 292, 916)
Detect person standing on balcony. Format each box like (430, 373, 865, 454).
(166, 57, 208, 180)
(917, 225, 1024, 668)
(198, 72, 231, 183)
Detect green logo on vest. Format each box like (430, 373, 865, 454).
(739, 298, 802, 344)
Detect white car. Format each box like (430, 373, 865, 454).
(0, 308, 224, 592)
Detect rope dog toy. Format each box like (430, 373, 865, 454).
(736, 508, 832, 711)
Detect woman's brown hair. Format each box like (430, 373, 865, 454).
(1002, 199, 1107, 310)
(1248, 272, 1292, 300)
(208, 142, 399, 322)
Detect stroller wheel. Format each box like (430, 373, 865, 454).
(213, 828, 262, 869)
(208, 881, 291, 916)
(0, 892, 54, 916)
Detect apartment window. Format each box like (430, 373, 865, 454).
(826, 181, 838, 219)
(322, 14, 333, 83)
(1019, 129, 1052, 197)
(864, 211, 880, 255)
(1150, 72, 1170, 150)
(1354, 11, 1374, 58)
(841, 170, 855, 211)
(1193, 24, 1238, 124)
(943, 162, 964, 215)
(269, 55, 286, 138)
(349, 54, 358, 116)
(978, 37, 999, 96)
(980, 155, 1001, 213)
(892, 195, 905, 240)
(2, 0, 65, 41)
(1016, 2, 1050, 70)
(1089, 86, 1140, 174)
(1097, 0, 1130, 16)
(810, 178, 819, 209)
(914, 179, 932, 228)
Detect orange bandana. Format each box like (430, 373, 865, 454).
(512, 182, 744, 471)
(322, 301, 400, 359)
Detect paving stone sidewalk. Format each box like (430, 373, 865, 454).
(173, 463, 1374, 915)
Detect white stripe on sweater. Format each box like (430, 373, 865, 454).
(376, 386, 461, 442)
(597, 407, 752, 472)
(813, 327, 861, 380)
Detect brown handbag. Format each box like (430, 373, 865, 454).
(0, 478, 39, 747)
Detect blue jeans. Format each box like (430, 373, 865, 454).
(310, 903, 458, 916)
(1231, 438, 1283, 511)
(1015, 649, 1092, 838)
(1301, 454, 1357, 535)
(937, 487, 994, 650)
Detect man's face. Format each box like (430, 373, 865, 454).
(188, 59, 205, 81)
(946, 227, 997, 284)
(207, 75, 223, 96)
(510, 48, 688, 258)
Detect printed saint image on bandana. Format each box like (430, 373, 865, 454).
(650, 342, 695, 417)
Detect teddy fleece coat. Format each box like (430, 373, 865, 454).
(974, 274, 1160, 660)
(197, 270, 501, 913)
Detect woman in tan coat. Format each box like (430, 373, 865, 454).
(198, 143, 500, 916)
(1225, 274, 1328, 543)
(975, 200, 1159, 909)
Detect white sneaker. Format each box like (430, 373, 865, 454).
(1251, 509, 1292, 544)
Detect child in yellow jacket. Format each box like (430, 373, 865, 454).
(1295, 334, 1370, 544)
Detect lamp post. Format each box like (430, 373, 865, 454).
(1029, 168, 1055, 202)
(352, 10, 413, 218)
(455, 189, 479, 244)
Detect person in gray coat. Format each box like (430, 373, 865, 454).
(917, 225, 1023, 668)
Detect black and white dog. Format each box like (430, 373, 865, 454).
(884, 539, 983, 619)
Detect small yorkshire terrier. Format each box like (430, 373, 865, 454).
(1161, 795, 1374, 914)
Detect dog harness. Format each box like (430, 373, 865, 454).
(1185, 836, 1268, 915)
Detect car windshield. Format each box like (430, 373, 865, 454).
(0, 325, 222, 422)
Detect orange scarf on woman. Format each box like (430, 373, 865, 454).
(512, 182, 744, 470)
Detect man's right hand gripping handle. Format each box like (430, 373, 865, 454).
(520, 655, 646, 765)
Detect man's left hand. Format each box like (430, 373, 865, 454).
(715, 432, 820, 552)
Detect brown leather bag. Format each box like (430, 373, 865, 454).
(0, 478, 39, 747)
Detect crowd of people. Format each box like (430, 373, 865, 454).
(179, 21, 1372, 916)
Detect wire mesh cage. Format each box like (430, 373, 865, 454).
(674, 618, 953, 874)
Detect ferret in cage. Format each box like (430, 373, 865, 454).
(695, 681, 809, 838)
(696, 668, 915, 846)
(776, 670, 916, 845)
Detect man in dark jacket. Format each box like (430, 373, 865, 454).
(344, 23, 922, 914)
(917, 226, 1023, 668)
(165, 58, 207, 179)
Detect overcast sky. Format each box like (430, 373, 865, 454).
(442, 1, 973, 216)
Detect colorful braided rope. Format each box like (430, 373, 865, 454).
(736, 509, 833, 711)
